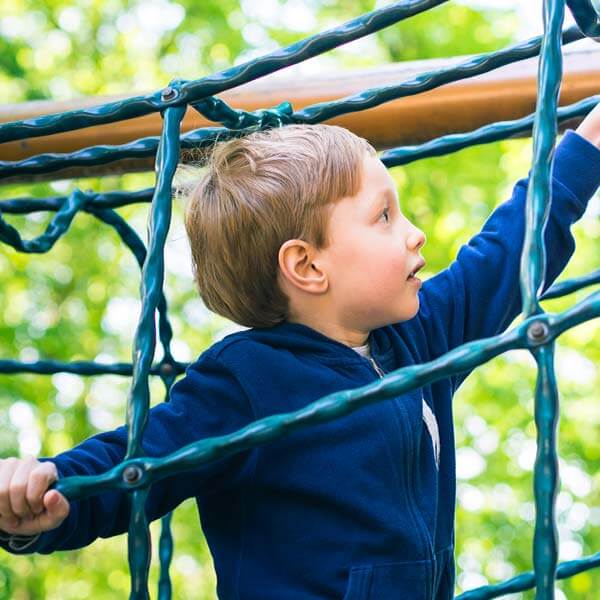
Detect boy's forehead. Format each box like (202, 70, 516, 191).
(354, 156, 395, 204)
(361, 154, 391, 185)
(328, 155, 393, 223)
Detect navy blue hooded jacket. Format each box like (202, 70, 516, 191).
(2, 130, 600, 600)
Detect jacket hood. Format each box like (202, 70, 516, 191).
(237, 320, 396, 369)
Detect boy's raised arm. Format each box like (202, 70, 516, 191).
(414, 122, 600, 390)
(0, 353, 257, 554)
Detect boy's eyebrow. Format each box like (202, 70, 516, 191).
(369, 188, 395, 211)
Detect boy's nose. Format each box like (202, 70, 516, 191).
(407, 228, 426, 251)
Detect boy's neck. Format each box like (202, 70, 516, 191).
(285, 316, 370, 348)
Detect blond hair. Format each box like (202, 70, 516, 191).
(179, 123, 376, 328)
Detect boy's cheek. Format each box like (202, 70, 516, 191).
(386, 248, 409, 279)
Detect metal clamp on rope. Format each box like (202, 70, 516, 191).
(526, 320, 551, 346)
(159, 361, 175, 377)
(157, 79, 186, 115)
(123, 464, 144, 486)
(160, 86, 179, 102)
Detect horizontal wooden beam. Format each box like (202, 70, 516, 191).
(1, 45, 599, 183)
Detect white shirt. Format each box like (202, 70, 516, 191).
(351, 338, 440, 469)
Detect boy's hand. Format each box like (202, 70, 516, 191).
(0, 457, 69, 536)
(575, 101, 600, 148)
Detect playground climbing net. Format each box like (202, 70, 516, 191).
(1, 1, 600, 598)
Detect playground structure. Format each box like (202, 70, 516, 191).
(1, 1, 600, 598)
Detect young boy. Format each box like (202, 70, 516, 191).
(1, 110, 600, 599)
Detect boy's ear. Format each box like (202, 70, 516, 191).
(278, 239, 328, 294)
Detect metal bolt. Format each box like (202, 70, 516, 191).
(527, 320, 550, 344)
(123, 465, 143, 484)
(160, 362, 175, 378)
(161, 86, 178, 101)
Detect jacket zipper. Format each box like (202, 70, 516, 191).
(367, 356, 386, 378)
(364, 355, 435, 595)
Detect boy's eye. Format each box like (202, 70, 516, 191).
(379, 207, 390, 223)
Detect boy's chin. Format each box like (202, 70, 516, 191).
(398, 300, 420, 322)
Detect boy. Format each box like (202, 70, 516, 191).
(1, 110, 600, 599)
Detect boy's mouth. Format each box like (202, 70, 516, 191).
(407, 259, 426, 280)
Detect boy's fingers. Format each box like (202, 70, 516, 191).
(0, 458, 19, 521)
(38, 490, 70, 530)
(0, 459, 67, 536)
(0, 491, 69, 537)
(8, 458, 38, 520)
(26, 462, 57, 516)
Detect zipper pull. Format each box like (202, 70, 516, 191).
(368, 357, 386, 378)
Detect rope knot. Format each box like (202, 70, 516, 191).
(192, 97, 296, 130)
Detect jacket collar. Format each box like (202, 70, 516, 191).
(241, 320, 395, 368)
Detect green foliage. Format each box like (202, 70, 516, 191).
(0, 1, 598, 598)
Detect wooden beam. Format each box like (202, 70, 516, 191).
(0, 46, 598, 183)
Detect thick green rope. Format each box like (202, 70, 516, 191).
(0, 1, 599, 598)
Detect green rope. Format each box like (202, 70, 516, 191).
(0, 1, 599, 598)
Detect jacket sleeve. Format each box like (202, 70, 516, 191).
(0, 353, 257, 555)
(412, 129, 600, 390)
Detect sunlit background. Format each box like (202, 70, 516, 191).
(0, 1, 598, 598)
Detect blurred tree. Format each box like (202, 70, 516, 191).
(0, 1, 598, 598)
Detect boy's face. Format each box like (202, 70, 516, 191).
(318, 152, 427, 330)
